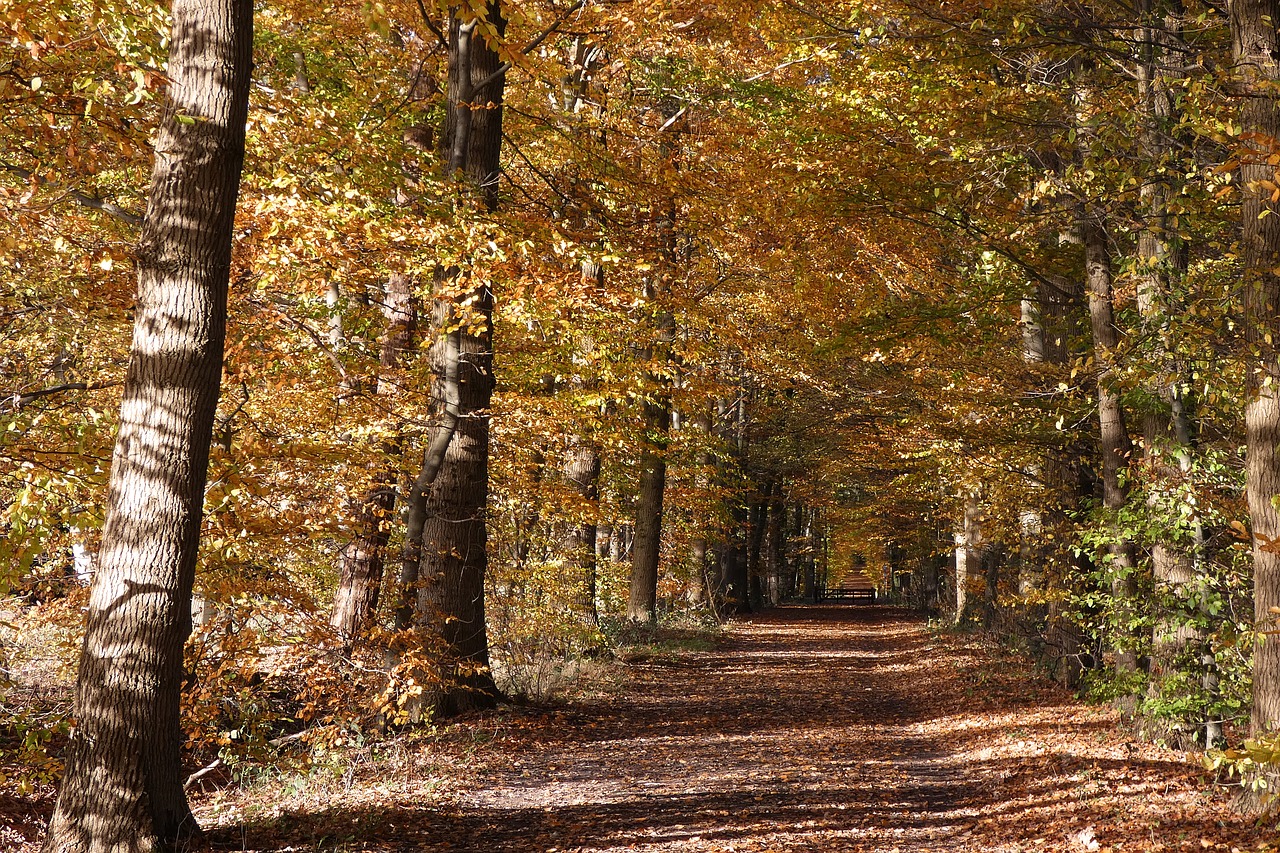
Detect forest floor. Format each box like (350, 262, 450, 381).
(8, 605, 1275, 851)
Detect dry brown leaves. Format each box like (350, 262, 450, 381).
(10, 606, 1278, 852)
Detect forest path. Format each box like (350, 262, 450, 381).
(205, 606, 1255, 852)
(459, 605, 981, 851)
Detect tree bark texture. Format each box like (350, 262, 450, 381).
(563, 436, 601, 623)
(1231, 0, 1280, 734)
(43, 1, 252, 850)
(331, 273, 416, 644)
(1082, 207, 1139, 677)
(410, 1, 507, 717)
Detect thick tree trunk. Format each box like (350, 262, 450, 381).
(1082, 207, 1139, 679)
(393, 318, 461, 640)
(1231, 0, 1280, 734)
(331, 273, 416, 644)
(410, 2, 507, 717)
(416, 355, 499, 716)
(42, 1, 252, 849)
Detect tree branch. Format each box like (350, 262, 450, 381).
(0, 161, 143, 227)
(3, 381, 124, 413)
(472, 0, 588, 95)
(415, 0, 449, 49)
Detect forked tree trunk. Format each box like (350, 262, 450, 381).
(42, 1, 252, 849)
(410, 2, 507, 716)
(1231, 0, 1280, 734)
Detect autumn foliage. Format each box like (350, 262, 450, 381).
(6, 0, 1280, 845)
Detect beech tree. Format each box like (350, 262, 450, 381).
(40, 0, 252, 848)
(400, 1, 509, 717)
(15, 0, 1280, 820)
(1230, 0, 1280, 736)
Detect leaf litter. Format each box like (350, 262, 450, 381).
(11, 605, 1274, 851)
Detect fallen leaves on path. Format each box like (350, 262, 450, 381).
(178, 606, 1275, 852)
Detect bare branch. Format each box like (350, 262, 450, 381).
(0, 161, 143, 227)
(3, 381, 124, 413)
(415, 0, 449, 49)
(472, 0, 589, 95)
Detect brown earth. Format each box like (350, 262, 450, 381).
(184, 605, 1270, 852)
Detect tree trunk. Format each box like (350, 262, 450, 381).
(765, 485, 785, 607)
(42, 1, 252, 849)
(716, 395, 752, 616)
(745, 485, 769, 611)
(1231, 0, 1280, 734)
(954, 494, 981, 624)
(688, 407, 715, 606)
(1136, 0, 1206, 739)
(982, 544, 1004, 631)
(410, 2, 508, 717)
(1032, 262, 1090, 690)
(1082, 206, 1140, 679)
(564, 436, 601, 623)
(628, 413, 668, 622)
(331, 273, 416, 645)
(796, 505, 815, 602)
(626, 99, 682, 623)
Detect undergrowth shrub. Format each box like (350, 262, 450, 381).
(183, 578, 380, 779)
(486, 556, 607, 702)
(0, 591, 81, 795)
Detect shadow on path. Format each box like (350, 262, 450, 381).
(206, 605, 1252, 852)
